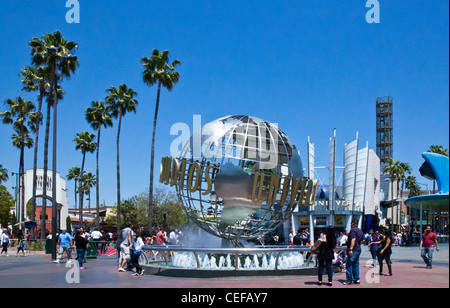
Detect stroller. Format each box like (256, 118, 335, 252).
(332, 251, 345, 273)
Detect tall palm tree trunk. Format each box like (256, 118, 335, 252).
(41, 98, 51, 239)
(31, 90, 44, 238)
(74, 179, 78, 211)
(95, 126, 101, 229)
(117, 112, 123, 234)
(20, 143, 25, 223)
(79, 154, 86, 227)
(148, 80, 162, 232)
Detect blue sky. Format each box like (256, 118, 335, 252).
(0, 0, 448, 207)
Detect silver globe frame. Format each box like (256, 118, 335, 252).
(175, 115, 305, 246)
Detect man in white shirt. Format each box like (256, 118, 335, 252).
(91, 229, 103, 252)
(91, 229, 102, 240)
(340, 232, 348, 246)
(169, 229, 178, 244)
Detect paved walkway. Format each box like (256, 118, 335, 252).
(0, 244, 448, 289)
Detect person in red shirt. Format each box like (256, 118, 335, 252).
(156, 228, 166, 245)
(420, 225, 440, 269)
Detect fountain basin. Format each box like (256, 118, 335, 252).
(141, 245, 346, 278)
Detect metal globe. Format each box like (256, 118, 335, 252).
(173, 115, 306, 246)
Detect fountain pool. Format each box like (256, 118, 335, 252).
(141, 245, 346, 278)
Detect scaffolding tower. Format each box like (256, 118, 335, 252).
(376, 96, 394, 202)
(376, 96, 393, 165)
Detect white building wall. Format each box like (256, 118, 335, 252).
(365, 150, 380, 215)
(344, 142, 380, 215)
(23, 169, 68, 229)
(343, 139, 358, 203)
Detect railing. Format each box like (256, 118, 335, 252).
(142, 245, 347, 270)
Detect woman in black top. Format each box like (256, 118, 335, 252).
(317, 226, 337, 286)
(372, 228, 393, 276)
(75, 228, 89, 270)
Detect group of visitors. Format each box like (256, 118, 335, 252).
(312, 220, 441, 286)
(1, 228, 31, 257)
(52, 227, 91, 270)
(290, 229, 311, 246)
(145, 227, 182, 245)
(117, 222, 145, 276)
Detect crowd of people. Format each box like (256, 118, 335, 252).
(0, 222, 442, 283)
(304, 221, 441, 286)
(115, 223, 184, 276)
(0, 228, 30, 257)
(270, 220, 442, 287)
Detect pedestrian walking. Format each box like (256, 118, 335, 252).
(74, 228, 89, 269)
(368, 229, 379, 267)
(420, 225, 439, 269)
(16, 235, 26, 257)
(343, 220, 364, 285)
(1, 229, 10, 257)
(131, 229, 145, 276)
(54, 229, 73, 263)
(370, 228, 393, 276)
(156, 227, 166, 245)
(118, 222, 133, 272)
(317, 226, 337, 286)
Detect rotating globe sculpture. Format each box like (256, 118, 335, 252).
(159, 115, 318, 247)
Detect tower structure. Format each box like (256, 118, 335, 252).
(376, 96, 393, 200)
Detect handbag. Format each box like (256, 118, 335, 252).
(310, 239, 324, 254)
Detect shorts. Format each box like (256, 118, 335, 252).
(120, 243, 130, 260)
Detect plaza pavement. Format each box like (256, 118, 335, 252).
(0, 244, 448, 289)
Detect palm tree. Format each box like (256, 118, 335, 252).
(428, 145, 449, 157)
(85, 101, 113, 228)
(405, 176, 422, 197)
(19, 65, 49, 227)
(81, 172, 96, 210)
(67, 167, 82, 210)
(141, 49, 181, 230)
(0, 164, 8, 184)
(11, 128, 34, 221)
(398, 162, 412, 195)
(105, 84, 138, 233)
(383, 158, 407, 231)
(1, 97, 36, 222)
(73, 131, 97, 226)
(29, 30, 78, 239)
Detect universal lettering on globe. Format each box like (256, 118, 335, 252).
(160, 155, 319, 205)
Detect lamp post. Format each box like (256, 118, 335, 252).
(162, 206, 167, 232)
(11, 171, 19, 224)
(47, 46, 77, 260)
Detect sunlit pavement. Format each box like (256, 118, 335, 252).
(0, 244, 448, 289)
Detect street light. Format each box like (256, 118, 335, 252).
(162, 206, 167, 231)
(11, 171, 19, 223)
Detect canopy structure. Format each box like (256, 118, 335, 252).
(405, 152, 449, 234)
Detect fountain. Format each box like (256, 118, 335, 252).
(142, 115, 333, 277)
(141, 245, 324, 277)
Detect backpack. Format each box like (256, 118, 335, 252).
(117, 230, 124, 245)
(293, 233, 302, 245)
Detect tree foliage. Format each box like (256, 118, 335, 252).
(105, 187, 186, 231)
(0, 185, 14, 228)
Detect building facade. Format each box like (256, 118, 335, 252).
(10, 168, 69, 234)
(287, 131, 380, 242)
